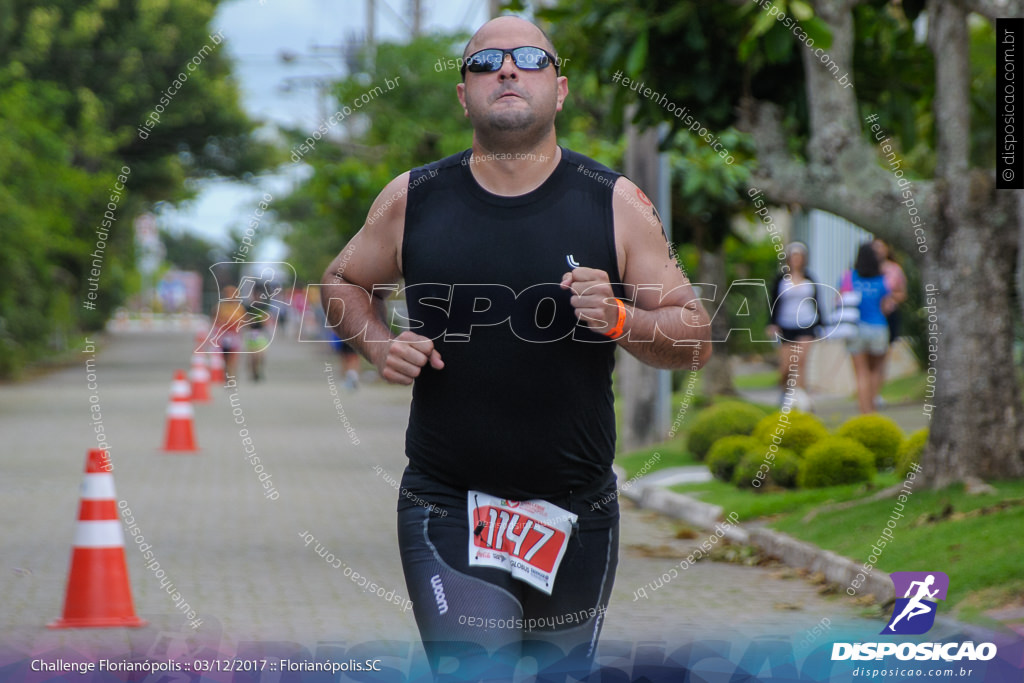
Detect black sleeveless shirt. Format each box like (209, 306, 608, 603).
(401, 147, 624, 500)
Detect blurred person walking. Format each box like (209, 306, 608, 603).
(332, 336, 361, 389)
(321, 298, 362, 389)
(766, 242, 822, 411)
(872, 239, 907, 407)
(840, 243, 892, 414)
(211, 285, 245, 379)
(285, 286, 306, 338)
(313, 288, 361, 388)
(242, 289, 275, 382)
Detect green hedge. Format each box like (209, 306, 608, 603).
(751, 410, 829, 456)
(734, 445, 801, 489)
(897, 428, 929, 477)
(838, 414, 904, 470)
(798, 436, 876, 488)
(706, 436, 762, 483)
(687, 401, 767, 460)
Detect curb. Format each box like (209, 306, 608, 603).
(748, 527, 893, 602)
(619, 468, 1019, 644)
(622, 478, 894, 603)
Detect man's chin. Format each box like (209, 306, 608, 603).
(468, 109, 556, 149)
(486, 112, 535, 132)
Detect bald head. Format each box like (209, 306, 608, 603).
(462, 16, 557, 63)
(455, 15, 568, 152)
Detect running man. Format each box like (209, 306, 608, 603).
(887, 574, 939, 631)
(210, 285, 246, 378)
(242, 279, 279, 382)
(321, 16, 711, 676)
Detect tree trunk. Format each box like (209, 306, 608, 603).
(918, 0, 1024, 485)
(737, 0, 1024, 486)
(1018, 190, 1024, 322)
(922, 206, 1024, 485)
(618, 352, 664, 451)
(619, 120, 668, 450)
(699, 246, 736, 397)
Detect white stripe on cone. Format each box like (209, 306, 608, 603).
(167, 402, 194, 418)
(190, 356, 210, 381)
(171, 380, 191, 397)
(79, 473, 117, 500)
(72, 520, 125, 548)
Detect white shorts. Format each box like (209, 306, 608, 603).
(845, 324, 889, 356)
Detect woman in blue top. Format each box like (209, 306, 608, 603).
(842, 242, 892, 413)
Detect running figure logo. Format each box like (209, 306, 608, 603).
(199, 262, 295, 354)
(882, 571, 949, 635)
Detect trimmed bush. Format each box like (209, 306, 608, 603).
(798, 437, 876, 488)
(751, 410, 829, 456)
(706, 436, 761, 483)
(897, 428, 928, 477)
(733, 445, 801, 489)
(837, 414, 904, 470)
(773, 448, 803, 489)
(687, 401, 767, 460)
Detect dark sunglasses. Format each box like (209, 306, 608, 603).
(460, 46, 560, 79)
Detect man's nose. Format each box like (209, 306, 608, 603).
(497, 53, 518, 79)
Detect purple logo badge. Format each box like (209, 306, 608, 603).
(882, 571, 949, 635)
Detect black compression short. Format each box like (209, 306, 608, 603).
(396, 464, 619, 679)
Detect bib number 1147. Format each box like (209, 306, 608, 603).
(479, 507, 557, 565)
(467, 492, 577, 594)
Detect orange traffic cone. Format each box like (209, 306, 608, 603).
(194, 331, 224, 384)
(207, 349, 226, 385)
(189, 353, 211, 402)
(163, 370, 198, 452)
(49, 449, 147, 628)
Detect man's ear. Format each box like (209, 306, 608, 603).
(555, 76, 569, 112)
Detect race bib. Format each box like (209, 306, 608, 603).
(467, 491, 577, 595)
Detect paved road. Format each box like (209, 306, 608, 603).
(0, 327, 880, 666)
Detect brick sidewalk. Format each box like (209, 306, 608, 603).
(0, 329, 881, 662)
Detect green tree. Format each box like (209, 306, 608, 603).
(0, 0, 274, 377)
(666, 127, 757, 395)
(277, 34, 475, 284)
(0, 79, 121, 375)
(541, 0, 1023, 486)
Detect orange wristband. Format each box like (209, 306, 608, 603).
(603, 298, 627, 340)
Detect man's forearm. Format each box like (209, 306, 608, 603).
(617, 303, 712, 369)
(321, 278, 394, 367)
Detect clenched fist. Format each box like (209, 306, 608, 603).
(375, 331, 444, 385)
(560, 267, 626, 338)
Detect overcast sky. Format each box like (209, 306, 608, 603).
(156, 0, 492, 262)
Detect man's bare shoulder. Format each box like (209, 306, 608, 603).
(365, 171, 413, 232)
(609, 176, 668, 281)
(611, 176, 663, 236)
